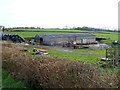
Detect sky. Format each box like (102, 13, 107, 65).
(0, 0, 119, 30)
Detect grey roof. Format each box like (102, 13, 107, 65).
(0, 26, 3, 28)
(35, 33, 96, 38)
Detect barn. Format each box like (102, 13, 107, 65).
(35, 33, 96, 45)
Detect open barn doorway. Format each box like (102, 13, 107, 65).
(40, 38, 43, 44)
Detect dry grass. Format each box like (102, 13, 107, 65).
(2, 42, 118, 88)
(117, 69, 120, 88)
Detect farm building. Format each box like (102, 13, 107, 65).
(0, 26, 4, 31)
(35, 33, 96, 45)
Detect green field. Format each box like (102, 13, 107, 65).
(95, 33, 118, 41)
(47, 49, 102, 64)
(6, 32, 73, 38)
(29, 48, 101, 64)
(12, 29, 91, 32)
(72, 49, 106, 55)
(11, 29, 120, 34)
(6, 29, 119, 41)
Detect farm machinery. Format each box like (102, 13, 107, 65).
(33, 48, 48, 55)
(62, 40, 90, 49)
(101, 41, 120, 68)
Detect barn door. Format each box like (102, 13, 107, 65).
(40, 38, 43, 44)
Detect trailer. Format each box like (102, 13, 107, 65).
(62, 41, 89, 49)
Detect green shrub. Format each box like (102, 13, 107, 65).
(2, 70, 26, 88)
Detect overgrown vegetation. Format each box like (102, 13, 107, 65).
(0, 69, 2, 90)
(118, 69, 120, 88)
(2, 42, 119, 88)
(2, 70, 26, 88)
(29, 47, 118, 73)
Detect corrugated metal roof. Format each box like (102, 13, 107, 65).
(35, 33, 95, 38)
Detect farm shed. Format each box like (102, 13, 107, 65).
(35, 33, 96, 45)
(0, 26, 4, 31)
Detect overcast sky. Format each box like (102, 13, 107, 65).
(0, 0, 119, 30)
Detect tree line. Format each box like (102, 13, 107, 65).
(3, 26, 120, 32)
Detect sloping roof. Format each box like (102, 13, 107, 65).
(0, 26, 2, 28)
(35, 33, 96, 38)
(0, 26, 4, 30)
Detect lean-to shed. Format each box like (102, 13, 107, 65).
(35, 33, 96, 45)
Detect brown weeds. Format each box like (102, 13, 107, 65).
(2, 42, 118, 88)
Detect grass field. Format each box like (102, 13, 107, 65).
(95, 33, 118, 41)
(6, 29, 119, 41)
(29, 47, 101, 64)
(6, 32, 77, 38)
(47, 49, 102, 64)
(11, 29, 92, 32)
(11, 29, 120, 34)
(72, 49, 106, 55)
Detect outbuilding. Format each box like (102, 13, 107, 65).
(35, 33, 96, 45)
(0, 26, 4, 31)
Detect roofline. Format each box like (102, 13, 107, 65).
(35, 33, 96, 37)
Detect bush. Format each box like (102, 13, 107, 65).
(117, 69, 120, 88)
(2, 42, 118, 88)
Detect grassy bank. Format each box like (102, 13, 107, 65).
(0, 69, 2, 90)
(2, 70, 26, 88)
(2, 42, 118, 88)
(28, 47, 118, 74)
